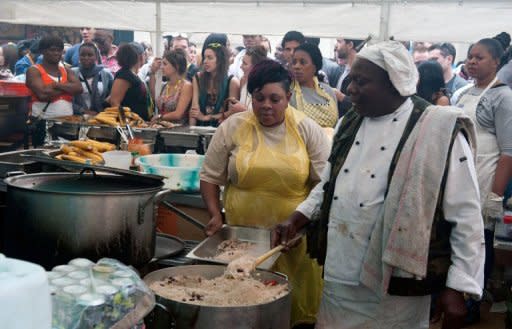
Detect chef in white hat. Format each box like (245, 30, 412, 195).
(273, 41, 485, 329)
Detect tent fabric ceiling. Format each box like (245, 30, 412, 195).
(0, 1, 510, 42)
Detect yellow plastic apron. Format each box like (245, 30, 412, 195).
(224, 107, 323, 326)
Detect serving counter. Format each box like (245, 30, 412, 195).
(0, 95, 31, 151)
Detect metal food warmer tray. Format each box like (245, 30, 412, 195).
(46, 116, 159, 145)
(159, 125, 216, 153)
(186, 225, 281, 270)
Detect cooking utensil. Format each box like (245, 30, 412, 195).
(144, 265, 291, 329)
(253, 233, 303, 268)
(154, 233, 185, 259)
(186, 226, 281, 270)
(161, 201, 206, 230)
(2, 170, 172, 269)
(126, 124, 135, 140)
(118, 105, 128, 124)
(116, 125, 129, 144)
(22, 153, 164, 183)
(226, 233, 303, 278)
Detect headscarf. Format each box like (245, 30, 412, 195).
(357, 41, 418, 96)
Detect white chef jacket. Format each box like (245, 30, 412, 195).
(297, 98, 485, 297)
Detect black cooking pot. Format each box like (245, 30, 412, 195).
(2, 170, 171, 269)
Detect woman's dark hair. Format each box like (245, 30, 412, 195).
(493, 32, 511, 51)
(38, 36, 64, 52)
(79, 42, 100, 60)
(245, 45, 267, 67)
(476, 38, 505, 71)
(199, 44, 229, 97)
(116, 43, 139, 69)
(163, 48, 188, 76)
(201, 33, 228, 58)
(294, 43, 323, 75)
(248, 59, 292, 94)
(417, 60, 446, 103)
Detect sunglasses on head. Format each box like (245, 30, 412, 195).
(171, 32, 188, 39)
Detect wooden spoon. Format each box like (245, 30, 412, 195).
(226, 233, 303, 278)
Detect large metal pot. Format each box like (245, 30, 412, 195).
(144, 265, 291, 329)
(2, 170, 170, 270)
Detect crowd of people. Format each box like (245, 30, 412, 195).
(2, 25, 512, 329)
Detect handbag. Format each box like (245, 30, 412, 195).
(26, 101, 51, 147)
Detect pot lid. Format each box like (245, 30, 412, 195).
(21, 153, 165, 182)
(5, 170, 164, 194)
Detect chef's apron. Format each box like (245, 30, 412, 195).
(456, 77, 500, 228)
(224, 107, 323, 326)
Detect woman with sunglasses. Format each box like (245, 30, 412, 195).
(189, 43, 240, 127)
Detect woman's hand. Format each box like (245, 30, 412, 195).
(189, 107, 201, 119)
(205, 213, 224, 236)
(150, 58, 162, 75)
(190, 107, 209, 121)
(150, 114, 162, 124)
(228, 98, 246, 113)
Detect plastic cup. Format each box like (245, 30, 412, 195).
(102, 151, 132, 170)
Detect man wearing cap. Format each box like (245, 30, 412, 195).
(273, 41, 485, 329)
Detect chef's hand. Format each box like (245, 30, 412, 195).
(205, 213, 223, 236)
(271, 211, 309, 251)
(430, 288, 467, 329)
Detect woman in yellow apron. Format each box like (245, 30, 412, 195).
(290, 43, 338, 128)
(200, 60, 330, 327)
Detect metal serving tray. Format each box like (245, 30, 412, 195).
(186, 225, 281, 270)
(159, 126, 216, 153)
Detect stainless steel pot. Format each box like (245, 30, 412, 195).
(2, 170, 171, 269)
(144, 265, 291, 329)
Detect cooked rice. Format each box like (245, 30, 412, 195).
(213, 239, 256, 262)
(225, 255, 256, 278)
(150, 274, 288, 306)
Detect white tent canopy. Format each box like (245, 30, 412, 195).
(1, 1, 511, 48)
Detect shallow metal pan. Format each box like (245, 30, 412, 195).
(186, 225, 280, 270)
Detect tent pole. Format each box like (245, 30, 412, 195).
(378, 0, 391, 41)
(155, 0, 162, 56)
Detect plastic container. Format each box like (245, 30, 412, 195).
(0, 254, 52, 329)
(495, 210, 512, 240)
(102, 150, 132, 170)
(135, 153, 205, 192)
(0, 81, 31, 96)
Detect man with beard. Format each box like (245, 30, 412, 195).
(334, 37, 364, 116)
(273, 41, 484, 329)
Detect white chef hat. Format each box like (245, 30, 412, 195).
(357, 41, 418, 96)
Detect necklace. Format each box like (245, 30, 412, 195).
(164, 78, 182, 97)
